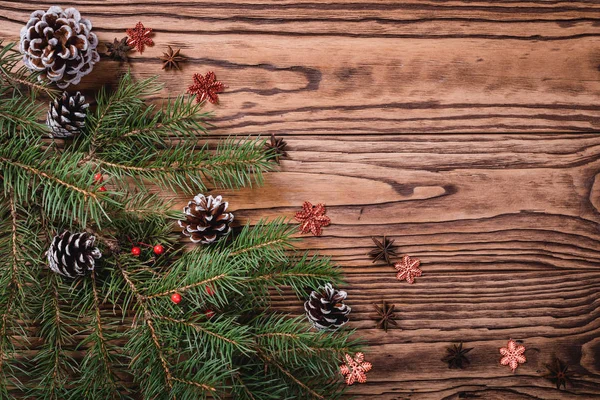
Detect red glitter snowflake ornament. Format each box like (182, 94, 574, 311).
(187, 72, 225, 104)
(294, 201, 331, 236)
(394, 255, 422, 284)
(500, 339, 526, 372)
(340, 352, 372, 385)
(126, 22, 154, 53)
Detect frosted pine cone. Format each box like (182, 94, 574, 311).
(304, 283, 351, 331)
(46, 91, 88, 138)
(20, 6, 99, 88)
(47, 231, 101, 278)
(178, 194, 234, 244)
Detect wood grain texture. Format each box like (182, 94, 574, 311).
(2, 1, 600, 399)
(1, 0, 600, 132)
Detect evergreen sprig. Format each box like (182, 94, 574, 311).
(0, 41, 360, 399)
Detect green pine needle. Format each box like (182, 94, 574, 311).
(0, 41, 360, 399)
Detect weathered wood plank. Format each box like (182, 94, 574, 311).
(1, 1, 600, 398)
(214, 134, 600, 399)
(1, 1, 599, 132)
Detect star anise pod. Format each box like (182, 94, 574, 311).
(441, 342, 473, 369)
(105, 37, 131, 62)
(544, 358, 574, 390)
(265, 134, 288, 163)
(368, 235, 397, 265)
(371, 300, 397, 332)
(160, 46, 186, 70)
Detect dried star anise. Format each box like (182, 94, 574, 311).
(544, 358, 574, 390)
(265, 134, 288, 163)
(371, 300, 397, 332)
(105, 37, 131, 62)
(368, 236, 397, 265)
(441, 342, 473, 369)
(160, 46, 186, 70)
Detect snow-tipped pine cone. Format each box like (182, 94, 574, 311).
(304, 283, 351, 331)
(178, 194, 234, 244)
(46, 91, 88, 138)
(20, 6, 99, 88)
(47, 231, 101, 278)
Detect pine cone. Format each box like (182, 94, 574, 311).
(178, 194, 234, 244)
(304, 283, 351, 331)
(46, 91, 88, 138)
(20, 6, 99, 89)
(47, 231, 101, 278)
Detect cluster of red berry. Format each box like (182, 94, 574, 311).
(94, 172, 107, 192)
(130, 243, 164, 257)
(170, 285, 216, 320)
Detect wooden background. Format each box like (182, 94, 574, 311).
(2, 1, 600, 399)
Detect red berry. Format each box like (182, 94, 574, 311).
(205, 309, 215, 318)
(205, 285, 214, 296)
(153, 244, 164, 255)
(131, 246, 141, 256)
(99, 186, 107, 192)
(171, 293, 182, 304)
(93, 172, 103, 183)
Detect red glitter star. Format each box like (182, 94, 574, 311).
(500, 339, 526, 372)
(187, 72, 225, 104)
(394, 255, 422, 283)
(126, 22, 154, 53)
(340, 352, 372, 385)
(294, 201, 331, 236)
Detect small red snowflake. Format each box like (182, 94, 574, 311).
(394, 255, 422, 284)
(294, 201, 331, 236)
(500, 339, 526, 372)
(340, 352, 372, 385)
(187, 72, 225, 104)
(126, 22, 154, 53)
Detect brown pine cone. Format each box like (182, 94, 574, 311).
(20, 6, 99, 89)
(46, 91, 89, 138)
(178, 194, 234, 244)
(304, 284, 351, 331)
(47, 231, 101, 278)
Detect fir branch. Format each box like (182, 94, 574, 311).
(0, 196, 18, 396)
(144, 273, 227, 300)
(70, 272, 123, 400)
(0, 194, 44, 397)
(0, 94, 47, 139)
(256, 349, 326, 400)
(94, 138, 272, 193)
(3, 157, 98, 199)
(0, 142, 117, 227)
(154, 314, 253, 357)
(0, 68, 360, 399)
(120, 95, 210, 139)
(172, 377, 215, 393)
(31, 274, 78, 400)
(87, 72, 161, 155)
